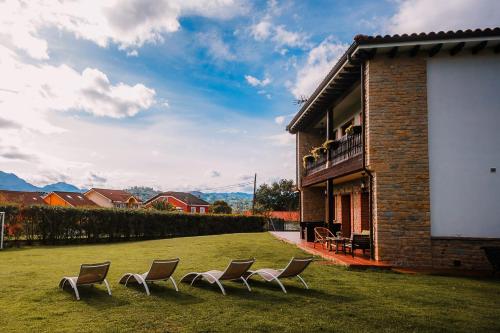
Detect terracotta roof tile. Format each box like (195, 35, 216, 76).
(87, 188, 141, 203)
(0, 190, 46, 206)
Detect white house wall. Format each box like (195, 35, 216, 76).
(427, 53, 500, 238)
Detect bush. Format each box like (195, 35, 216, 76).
(0, 204, 266, 245)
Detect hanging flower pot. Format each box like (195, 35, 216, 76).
(303, 154, 315, 168)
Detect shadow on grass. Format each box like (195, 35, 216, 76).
(60, 284, 130, 307)
(122, 282, 202, 305)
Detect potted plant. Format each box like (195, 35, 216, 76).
(346, 125, 362, 135)
(322, 139, 339, 150)
(311, 146, 327, 158)
(302, 154, 315, 168)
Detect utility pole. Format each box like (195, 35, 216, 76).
(251, 173, 257, 214)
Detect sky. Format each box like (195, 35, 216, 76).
(0, 0, 499, 192)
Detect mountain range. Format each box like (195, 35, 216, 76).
(0, 171, 82, 192)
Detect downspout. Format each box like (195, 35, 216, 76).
(361, 60, 375, 260)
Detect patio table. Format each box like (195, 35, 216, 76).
(326, 237, 349, 254)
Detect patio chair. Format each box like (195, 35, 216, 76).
(314, 227, 334, 249)
(180, 258, 255, 295)
(59, 261, 111, 301)
(118, 258, 180, 295)
(245, 257, 313, 293)
(345, 233, 371, 257)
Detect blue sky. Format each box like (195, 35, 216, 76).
(0, 0, 498, 191)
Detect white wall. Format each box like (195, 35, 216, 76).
(428, 53, 500, 238)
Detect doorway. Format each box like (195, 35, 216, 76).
(341, 194, 351, 237)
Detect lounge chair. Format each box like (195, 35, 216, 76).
(245, 257, 313, 293)
(59, 261, 111, 300)
(180, 258, 255, 295)
(314, 227, 335, 250)
(119, 258, 180, 295)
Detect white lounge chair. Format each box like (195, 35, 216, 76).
(59, 261, 111, 300)
(119, 258, 180, 295)
(180, 258, 255, 295)
(245, 257, 313, 293)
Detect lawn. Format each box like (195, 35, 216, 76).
(0, 233, 499, 333)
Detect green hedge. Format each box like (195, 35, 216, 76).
(0, 204, 266, 245)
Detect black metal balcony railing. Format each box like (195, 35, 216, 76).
(304, 131, 362, 175)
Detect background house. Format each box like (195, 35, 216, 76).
(43, 191, 97, 207)
(144, 191, 210, 213)
(84, 188, 141, 208)
(0, 190, 47, 206)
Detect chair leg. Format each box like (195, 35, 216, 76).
(214, 280, 226, 295)
(169, 276, 179, 291)
(296, 275, 309, 289)
(240, 277, 252, 292)
(273, 277, 287, 294)
(190, 274, 201, 286)
(66, 279, 80, 300)
(103, 279, 112, 296)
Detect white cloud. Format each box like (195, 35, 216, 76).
(245, 75, 271, 87)
(272, 25, 308, 48)
(197, 31, 236, 61)
(0, 0, 249, 58)
(0, 45, 155, 133)
(267, 133, 295, 146)
(387, 0, 500, 34)
(274, 116, 285, 125)
(250, 20, 273, 40)
(290, 37, 349, 98)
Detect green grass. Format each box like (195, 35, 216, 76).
(0, 233, 499, 333)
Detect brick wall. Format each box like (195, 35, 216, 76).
(365, 56, 433, 267)
(298, 130, 325, 222)
(301, 187, 325, 221)
(431, 238, 500, 270)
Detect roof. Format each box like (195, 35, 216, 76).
(86, 188, 141, 203)
(144, 191, 210, 206)
(0, 190, 47, 206)
(287, 27, 500, 133)
(47, 191, 97, 207)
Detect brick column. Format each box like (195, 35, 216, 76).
(365, 56, 432, 267)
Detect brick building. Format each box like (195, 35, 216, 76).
(287, 28, 500, 269)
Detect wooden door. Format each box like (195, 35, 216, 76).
(341, 194, 351, 237)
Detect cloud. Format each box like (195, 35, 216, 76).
(387, 0, 500, 34)
(197, 31, 236, 61)
(245, 75, 271, 87)
(290, 37, 349, 98)
(250, 20, 308, 49)
(0, 46, 155, 133)
(0, 0, 249, 58)
(206, 170, 221, 178)
(0, 146, 37, 162)
(250, 20, 273, 40)
(274, 116, 285, 125)
(0, 117, 20, 129)
(267, 133, 295, 146)
(88, 173, 107, 185)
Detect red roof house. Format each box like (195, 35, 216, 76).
(0, 190, 47, 206)
(143, 192, 210, 213)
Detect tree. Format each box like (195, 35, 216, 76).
(151, 200, 176, 212)
(255, 179, 299, 212)
(211, 200, 232, 214)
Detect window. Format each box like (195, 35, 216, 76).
(190, 207, 196, 213)
(200, 207, 206, 213)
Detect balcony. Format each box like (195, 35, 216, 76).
(302, 130, 363, 186)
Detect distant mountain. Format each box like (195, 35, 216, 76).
(190, 191, 253, 213)
(41, 182, 82, 193)
(0, 171, 83, 193)
(0, 171, 41, 191)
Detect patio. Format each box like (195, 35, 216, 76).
(270, 231, 392, 269)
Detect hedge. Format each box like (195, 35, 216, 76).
(0, 204, 266, 245)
